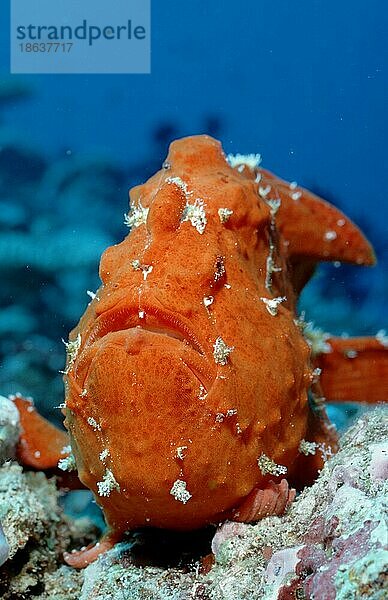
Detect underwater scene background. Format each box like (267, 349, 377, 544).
(0, 0, 386, 429)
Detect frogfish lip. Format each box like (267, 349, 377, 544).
(85, 304, 206, 353)
(77, 303, 216, 391)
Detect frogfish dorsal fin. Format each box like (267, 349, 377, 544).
(259, 169, 376, 274)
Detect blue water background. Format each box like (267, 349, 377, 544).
(0, 0, 386, 422)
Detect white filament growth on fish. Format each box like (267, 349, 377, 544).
(124, 200, 149, 229)
(97, 469, 120, 497)
(260, 296, 286, 316)
(170, 479, 192, 504)
(257, 454, 287, 476)
(62, 333, 82, 374)
(227, 153, 262, 170)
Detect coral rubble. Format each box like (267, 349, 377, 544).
(0, 461, 71, 598)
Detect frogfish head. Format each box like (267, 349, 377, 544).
(63, 135, 316, 533)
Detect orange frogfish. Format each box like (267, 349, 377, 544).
(14, 135, 388, 568)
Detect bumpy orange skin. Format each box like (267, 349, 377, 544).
(63, 135, 371, 536)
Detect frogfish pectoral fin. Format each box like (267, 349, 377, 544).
(315, 336, 388, 403)
(12, 395, 70, 470)
(230, 479, 296, 523)
(63, 530, 121, 569)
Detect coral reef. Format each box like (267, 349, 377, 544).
(0, 397, 386, 598)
